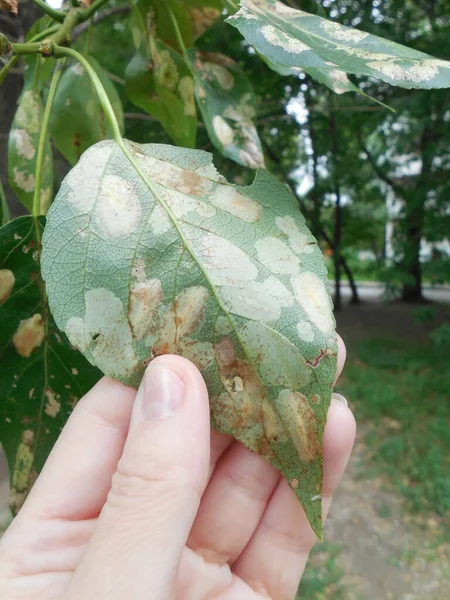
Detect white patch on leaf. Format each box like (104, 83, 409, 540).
(276, 215, 314, 254)
(368, 59, 443, 83)
(255, 237, 301, 275)
(11, 129, 35, 160)
(13, 169, 35, 193)
(183, 229, 258, 286)
(210, 186, 261, 222)
(261, 24, 310, 54)
(44, 388, 60, 418)
(65, 288, 139, 379)
(291, 272, 334, 334)
(297, 320, 315, 342)
(322, 21, 369, 42)
(213, 115, 234, 146)
(94, 175, 141, 238)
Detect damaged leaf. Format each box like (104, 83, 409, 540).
(130, 0, 193, 53)
(0, 0, 17, 15)
(126, 39, 197, 148)
(8, 88, 53, 214)
(0, 217, 100, 513)
(227, 0, 450, 90)
(41, 140, 337, 538)
(186, 0, 223, 39)
(190, 51, 265, 169)
(49, 56, 124, 165)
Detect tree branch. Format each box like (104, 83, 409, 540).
(72, 5, 131, 41)
(31, 0, 66, 22)
(359, 135, 405, 197)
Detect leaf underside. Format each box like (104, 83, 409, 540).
(228, 0, 450, 90)
(0, 217, 101, 513)
(41, 140, 337, 538)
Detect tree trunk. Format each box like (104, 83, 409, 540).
(333, 185, 342, 310)
(400, 204, 425, 302)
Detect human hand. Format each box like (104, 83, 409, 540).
(0, 339, 355, 600)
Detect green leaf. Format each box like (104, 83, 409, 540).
(186, 0, 223, 38)
(49, 57, 124, 165)
(8, 89, 53, 214)
(23, 17, 56, 92)
(1, 184, 9, 226)
(130, 0, 193, 52)
(190, 51, 265, 168)
(227, 0, 450, 90)
(0, 216, 101, 513)
(41, 140, 337, 538)
(125, 39, 197, 148)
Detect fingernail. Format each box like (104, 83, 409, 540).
(136, 365, 185, 420)
(332, 392, 348, 407)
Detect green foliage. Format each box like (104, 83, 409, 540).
(49, 57, 124, 165)
(8, 88, 53, 214)
(228, 0, 450, 89)
(190, 51, 264, 168)
(125, 39, 197, 147)
(297, 542, 347, 599)
(1, 0, 450, 535)
(41, 139, 337, 537)
(339, 337, 450, 516)
(0, 216, 100, 514)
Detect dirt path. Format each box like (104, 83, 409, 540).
(323, 426, 450, 600)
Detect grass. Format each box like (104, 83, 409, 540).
(337, 337, 450, 518)
(297, 542, 348, 600)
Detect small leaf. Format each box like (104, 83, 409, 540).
(49, 57, 124, 165)
(8, 88, 53, 214)
(227, 0, 450, 90)
(125, 39, 197, 148)
(0, 216, 101, 513)
(1, 187, 9, 226)
(186, 0, 223, 38)
(23, 17, 56, 92)
(130, 0, 193, 52)
(41, 140, 337, 538)
(191, 51, 265, 169)
(0, 0, 17, 15)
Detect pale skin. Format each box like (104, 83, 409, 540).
(0, 336, 355, 600)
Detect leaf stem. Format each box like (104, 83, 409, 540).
(167, 7, 188, 57)
(0, 56, 18, 85)
(79, 0, 111, 22)
(51, 46, 122, 143)
(32, 61, 65, 217)
(31, 0, 66, 22)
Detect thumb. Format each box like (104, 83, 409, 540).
(65, 355, 211, 600)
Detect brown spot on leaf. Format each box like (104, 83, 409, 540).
(0, 269, 15, 304)
(12, 313, 45, 358)
(129, 279, 163, 340)
(277, 390, 320, 463)
(0, 0, 18, 16)
(44, 388, 60, 418)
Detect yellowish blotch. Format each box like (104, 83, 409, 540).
(255, 236, 301, 275)
(277, 390, 319, 463)
(44, 388, 60, 418)
(129, 279, 163, 340)
(10, 429, 35, 514)
(275, 215, 314, 255)
(202, 62, 235, 90)
(14, 89, 40, 132)
(0, 269, 15, 304)
(191, 7, 220, 37)
(12, 313, 45, 358)
(322, 20, 369, 42)
(178, 76, 196, 117)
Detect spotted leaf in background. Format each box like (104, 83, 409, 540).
(130, 0, 193, 53)
(228, 0, 450, 90)
(41, 140, 337, 537)
(49, 57, 124, 165)
(8, 88, 53, 214)
(191, 51, 265, 169)
(126, 39, 197, 148)
(0, 217, 101, 513)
